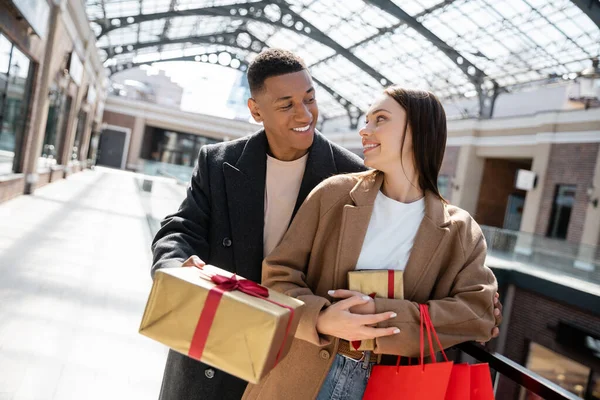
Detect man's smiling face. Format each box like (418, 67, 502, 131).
(248, 69, 318, 161)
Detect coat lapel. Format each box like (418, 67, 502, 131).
(403, 191, 451, 301)
(292, 131, 337, 219)
(223, 131, 267, 282)
(333, 172, 382, 289)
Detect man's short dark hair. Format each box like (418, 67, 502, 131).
(247, 49, 307, 95)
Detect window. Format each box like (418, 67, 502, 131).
(72, 109, 87, 161)
(0, 34, 33, 175)
(547, 184, 576, 239)
(40, 84, 71, 169)
(140, 127, 220, 182)
(523, 342, 591, 399)
(143, 127, 219, 167)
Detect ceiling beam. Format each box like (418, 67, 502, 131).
(309, 0, 461, 69)
(106, 46, 364, 127)
(363, 0, 500, 117)
(94, 0, 393, 86)
(158, 0, 179, 53)
(99, 30, 265, 58)
(363, 0, 490, 86)
(570, 0, 600, 29)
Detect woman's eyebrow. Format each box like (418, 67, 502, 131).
(367, 108, 391, 116)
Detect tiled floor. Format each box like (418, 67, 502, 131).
(0, 168, 186, 400)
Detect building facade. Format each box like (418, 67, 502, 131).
(0, 0, 106, 202)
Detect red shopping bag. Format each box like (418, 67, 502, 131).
(363, 304, 495, 400)
(446, 362, 494, 400)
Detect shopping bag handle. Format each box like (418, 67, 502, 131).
(395, 304, 448, 372)
(421, 304, 437, 362)
(395, 304, 433, 371)
(422, 304, 449, 362)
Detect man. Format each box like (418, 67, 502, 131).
(151, 49, 501, 400)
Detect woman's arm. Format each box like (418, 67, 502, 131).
(373, 228, 497, 357)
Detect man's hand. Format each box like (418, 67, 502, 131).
(316, 294, 399, 342)
(480, 292, 502, 344)
(182, 255, 205, 269)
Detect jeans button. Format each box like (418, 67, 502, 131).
(222, 237, 232, 247)
(205, 368, 215, 379)
(319, 350, 330, 360)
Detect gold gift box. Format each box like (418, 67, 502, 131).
(347, 270, 404, 351)
(139, 265, 305, 384)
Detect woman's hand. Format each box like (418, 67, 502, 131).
(329, 289, 376, 315)
(316, 293, 400, 341)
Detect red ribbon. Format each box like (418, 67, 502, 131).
(388, 270, 395, 299)
(188, 272, 295, 367)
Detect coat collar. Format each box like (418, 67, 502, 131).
(349, 170, 450, 228)
(293, 130, 337, 217)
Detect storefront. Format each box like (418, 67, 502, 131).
(0, 0, 106, 202)
(135, 126, 220, 182)
(40, 80, 72, 171)
(0, 32, 34, 176)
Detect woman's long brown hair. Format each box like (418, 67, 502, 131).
(383, 86, 448, 201)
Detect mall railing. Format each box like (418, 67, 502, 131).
(457, 342, 581, 400)
(480, 225, 600, 285)
(140, 159, 193, 185)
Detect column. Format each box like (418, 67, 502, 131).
(22, 3, 61, 194)
(126, 116, 146, 171)
(452, 144, 485, 216)
(576, 146, 600, 271)
(78, 97, 97, 164)
(60, 49, 92, 174)
(515, 142, 552, 256)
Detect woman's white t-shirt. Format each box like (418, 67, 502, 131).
(355, 191, 425, 271)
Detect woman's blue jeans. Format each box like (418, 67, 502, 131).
(316, 354, 373, 400)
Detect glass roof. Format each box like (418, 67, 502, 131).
(86, 0, 600, 122)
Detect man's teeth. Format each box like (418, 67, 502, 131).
(364, 144, 380, 149)
(292, 125, 311, 132)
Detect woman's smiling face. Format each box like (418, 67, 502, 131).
(359, 93, 415, 174)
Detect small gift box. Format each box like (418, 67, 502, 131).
(347, 270, 404, 351)
(139, 265, 305, 383)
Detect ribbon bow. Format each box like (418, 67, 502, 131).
(210, 274, 269, 298)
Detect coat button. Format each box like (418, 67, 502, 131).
(205, 368, 215, 379)
(222, 237, 232, 247)
(319, 350, 330, 360)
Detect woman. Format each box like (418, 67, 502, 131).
(243, 87, 497, 400)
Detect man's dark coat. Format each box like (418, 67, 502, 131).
(151, 129, 366, 400)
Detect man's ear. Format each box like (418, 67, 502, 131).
(248, 98, 263, 123)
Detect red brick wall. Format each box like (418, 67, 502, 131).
(50, 167, 65, 182)
(495, 287, 600, 399)
(0, 176, 25, 203)
(35, 171, 52, 190)
(475, 158, 530, 227)
(102, 111, 136, 132)
(535, 143, 599, 243)
(440, 146, 459, 177)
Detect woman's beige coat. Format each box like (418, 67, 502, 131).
(243, 171, 497, 400)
